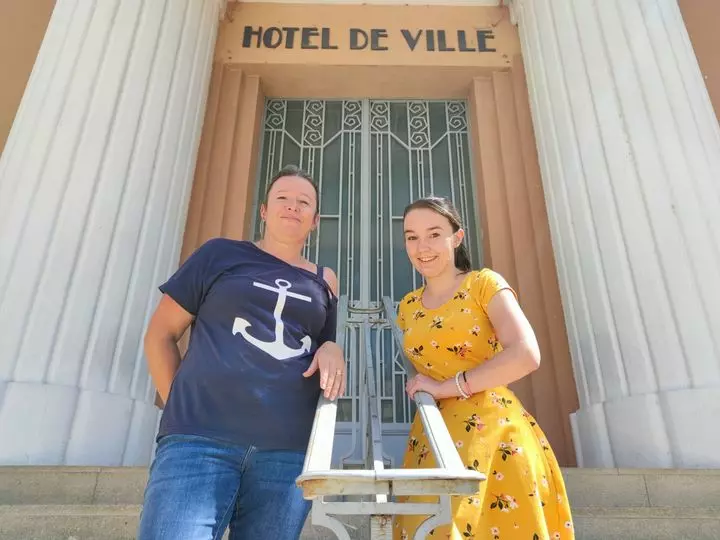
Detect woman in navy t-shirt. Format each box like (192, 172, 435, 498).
(137, 165, 344, 540)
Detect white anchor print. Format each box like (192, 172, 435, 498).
(232, 279, 312, 360)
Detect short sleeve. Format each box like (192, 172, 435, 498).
(317, 295, 338, 345)
(159, 238, 225, 315)
(396, 290, 418, 332)
(396, 304, 406, 332)
(471, 269, 517, 314)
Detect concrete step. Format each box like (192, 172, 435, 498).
(0, 505, 367, 540)
(4, 467, 720, 507)
(572, 507, 720, 540)
(561, 467, 720, 508)
(0, 504, 138, 540)
(2, 467, 720, 539)
(2, 504, 719, 539)
(0, 468, 147, 506)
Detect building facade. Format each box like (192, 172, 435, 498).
(0, 0, 718, 471)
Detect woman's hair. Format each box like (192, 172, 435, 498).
(264, 164, 320, 213)
(403, 196, 473, 272)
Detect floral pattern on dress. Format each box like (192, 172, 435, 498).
(393, 270, 574, 540)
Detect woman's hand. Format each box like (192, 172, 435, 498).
(144, 295, 194, 405)
(303, 341, 346, 400)
(406, 373, 454, 400)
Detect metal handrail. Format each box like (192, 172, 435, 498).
(300, 297, 348, 477)
(381, 296, 466, 472)
(296, 296, 486, 540)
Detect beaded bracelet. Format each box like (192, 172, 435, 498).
(454, 371, 471, 399)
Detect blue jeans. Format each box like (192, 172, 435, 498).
(137, 434, 311, 540)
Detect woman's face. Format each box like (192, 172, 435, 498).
(403, 207, 463, 279)
(261, 175, 319, 243)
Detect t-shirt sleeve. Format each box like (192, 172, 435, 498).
(471, 269, 518, 314)
(396, 303, 407, 331)
(317, 294, 338, 346)
(159, 238, 225, 315)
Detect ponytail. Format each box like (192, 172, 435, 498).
(454, 243, 472, 272)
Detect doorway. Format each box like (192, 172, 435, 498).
(253, 99, 478, 465)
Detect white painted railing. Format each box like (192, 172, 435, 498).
(296, 296, 486, 540)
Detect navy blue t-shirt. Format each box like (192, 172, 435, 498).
(157, 238, 337, 451)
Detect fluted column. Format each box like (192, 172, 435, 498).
(0, 0, 224, 465)
(508, 0, 720, 468)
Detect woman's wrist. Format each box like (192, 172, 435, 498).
(441, 372, 470, 399)
(460, 370, 472, 396)
(434, 378, 458, 399)
(453, 371, 471, 399)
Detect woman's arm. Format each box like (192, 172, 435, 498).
(461, 289, 540, 393)
(406, 289, 540, 400)
(302, 267, 346, 400)
(144, 295, 194, 405)
(322, 266, 339, 297)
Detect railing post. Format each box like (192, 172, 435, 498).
(370, 515, 393, 540)
(297, 296, 486, 540)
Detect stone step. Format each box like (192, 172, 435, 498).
(0, 505, 368, 540)
(1, 504, 719, 540)
(561, 467, 720, 508)
(0, 504, 138, 540)
(2, 467, 720, 539)
(572, 507, 720, 540)
(3, 467, 720, 508)
(0, 468, 147, 506)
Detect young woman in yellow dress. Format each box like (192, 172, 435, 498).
(393, 197, 574, 540)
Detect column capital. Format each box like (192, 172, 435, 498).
(218, 0, 229, 20)
(503, 0, 520, 26)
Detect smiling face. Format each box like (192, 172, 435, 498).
(403, 207, 464, 279)
(260, 175, 319, 243)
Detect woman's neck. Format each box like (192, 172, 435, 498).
(424, 265, 464, 298)
(256, 234, 305, 265)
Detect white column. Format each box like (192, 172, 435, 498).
(508, 0, 720, 468)
(0, 0, 224, 465)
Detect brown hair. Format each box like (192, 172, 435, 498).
(264, 164, 319, 213)
(403, 196, 472, 272)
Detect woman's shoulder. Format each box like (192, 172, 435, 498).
(294, 258, 338, 300)
(320, 266, 339, 297)
(468, 267, 516, 309)
(398, 287, 424, 311)
(468, 268, 507, 287)
(472, 267, 499, 277)
(179, 238, 248, 270)
(195, 237, 252, 255)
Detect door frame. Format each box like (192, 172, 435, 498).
(179, 52, 579, 465)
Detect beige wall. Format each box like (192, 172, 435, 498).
(185, 2, 578, 465)
(679, 0, 720, 121)
(2, 1, 717, 147)
(0, 0, 55, 153)
(181, 66, 265, 260)
(468, 61, 578, 466)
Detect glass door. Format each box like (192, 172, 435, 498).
(254, 99, 478, 465)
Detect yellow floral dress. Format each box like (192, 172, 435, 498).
(393, 269, 574, 540)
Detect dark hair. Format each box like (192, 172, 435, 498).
(264, 164, 320, 213)
(403, 196, 473, 272)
